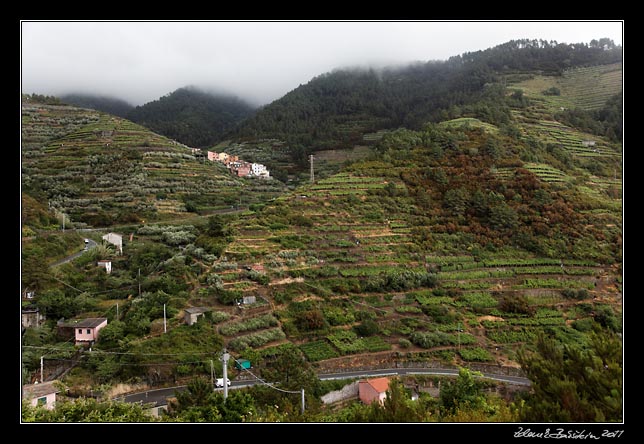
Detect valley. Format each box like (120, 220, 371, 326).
(21, 39, 623, 423)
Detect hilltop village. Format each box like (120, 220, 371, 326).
(195, 149, 271, 179)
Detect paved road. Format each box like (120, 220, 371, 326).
(49, 238, 97, 267)
(117, 368, 530, 407)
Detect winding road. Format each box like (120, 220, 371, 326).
(49, 236, 98, 267)
(117, 367, 530, 407)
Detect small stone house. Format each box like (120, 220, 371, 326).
(22, 380, 60, 410)
(242, 295, 257, 305)
(184, 307, 211, 325)
(22, 307, 45, 328)
(359, 377, 390, 405)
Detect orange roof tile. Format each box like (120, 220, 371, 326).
(365, 377, 390, 393)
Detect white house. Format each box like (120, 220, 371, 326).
(97, 260, 112, 274)
(102, 232, 123, 254)
(250, 163, 270, 178)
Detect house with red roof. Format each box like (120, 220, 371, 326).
(358, 377, 390, 405)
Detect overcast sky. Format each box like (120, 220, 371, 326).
(21, 21, 623, 107)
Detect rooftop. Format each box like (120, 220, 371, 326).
(23, 380, 60, 398)
(361, 377, 390, 393)
(61, 317, 107, 328)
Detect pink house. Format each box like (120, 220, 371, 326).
(71, 318, 108, 345)
(234, 163, 252, 177)
(22, 380, 60, 410)
(359, 377, 390, 405)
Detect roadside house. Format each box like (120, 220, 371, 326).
(102, 232, 123, 254)
(358, 377, 390, 405)
(22, 380, 60, 410)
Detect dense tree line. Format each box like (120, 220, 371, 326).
(229, 39, 622, 159)
(60, 93, 134, 118)
(126, 86, 256, 147)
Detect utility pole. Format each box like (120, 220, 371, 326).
(163, 304, 167, 333)
(301, 388, 305, 414)
(222, 349, 230, 400)
(138, 268, 141, 297)
(116, 303, 119, 320)
(210, 359, 214, 389)
(309, 154, 314, 183)
(40, 356, 44, 383)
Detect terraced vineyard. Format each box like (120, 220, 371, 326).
(514, 114, 621, 159)
(439, 117, 500, 134)
(510, 62, 622, 112)
(495, 163, 569, 183)
(205, 158, 621, 370)
(22, 101, 286, 226)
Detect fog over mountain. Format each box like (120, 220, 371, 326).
(21, 21, 623, 106)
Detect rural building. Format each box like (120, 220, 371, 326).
(582, 140, 596, 147)
(224, 155, 239, 165)
(242, 295, 257, 305)
(22, 307, 45, 328)
(250, 163, 270, 178)
(233, 162, 252, 177)
(22, 381, 60, 410)
(207, 151, 218, 161)
(97, 260, 112, 274)
(102, 232, 123, 254)
(358, 377, 390, 405)
(184, 307, 211, 325)
(58, 318, 108, 345)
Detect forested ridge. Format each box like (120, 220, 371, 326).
(125, 86, 256, 148)
(229, 38, 622, 155)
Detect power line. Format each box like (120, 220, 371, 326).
(22, 345, 218, 357)
(230, 356, 299, 394)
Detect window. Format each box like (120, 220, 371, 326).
(87, 329, 91, 334)
(37, 397, 47, 406)
(78, 329, 82, 334)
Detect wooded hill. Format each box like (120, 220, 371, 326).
(227, 39, 621, 157)
(125, 86, 257, 148)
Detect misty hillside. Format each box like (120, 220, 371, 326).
(21, 38, 623, 423)
(126, 86, 257, 148)
(60, 93, 135, 118)
(229, 39, 622, 154)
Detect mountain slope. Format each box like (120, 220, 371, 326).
(21, 97, 283, 227)
(229, 39, 621, 155)
(126, 86, 256, 148)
